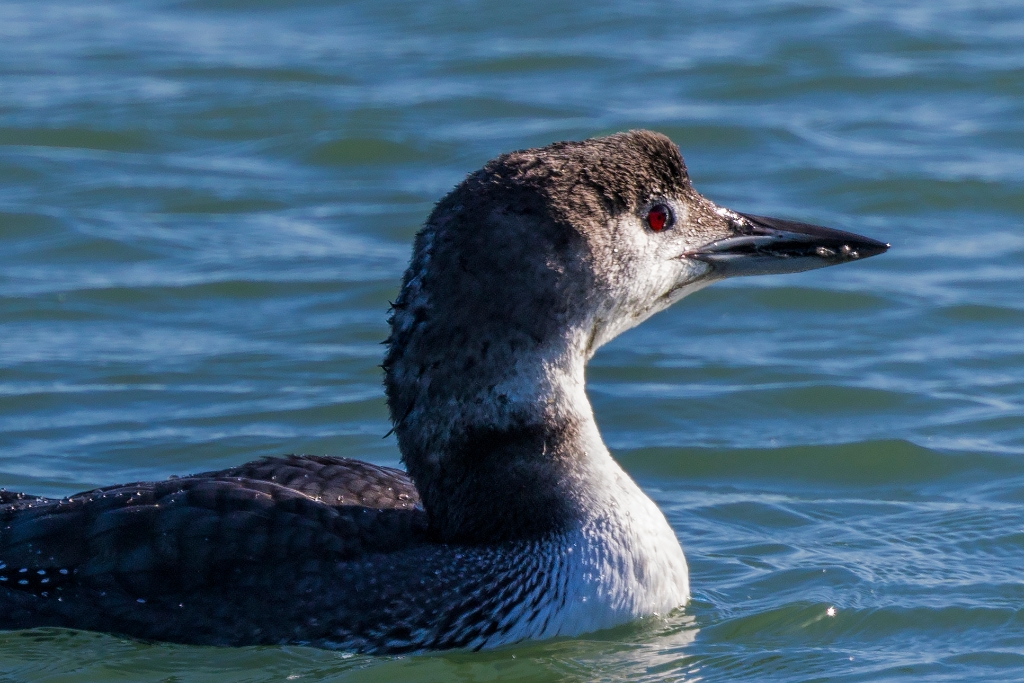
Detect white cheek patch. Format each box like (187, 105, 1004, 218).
(658, 260, 715, 306)
(588, 214, 715, 351)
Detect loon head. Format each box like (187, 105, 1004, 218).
(384, 130, 887, 544)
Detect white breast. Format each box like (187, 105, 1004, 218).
(473, 446, 690, 649)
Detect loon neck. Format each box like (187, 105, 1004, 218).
(385, 325, 612, 545)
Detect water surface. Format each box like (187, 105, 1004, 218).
(1, 1, 1023, 681)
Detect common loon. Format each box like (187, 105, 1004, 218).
(0, 131, 887, 652)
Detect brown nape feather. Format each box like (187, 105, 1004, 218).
(486, 130, 690, 218)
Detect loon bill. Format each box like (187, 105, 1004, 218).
(0, 131, 887, 653)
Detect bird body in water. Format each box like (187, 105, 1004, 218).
(0, 131, 887, 652)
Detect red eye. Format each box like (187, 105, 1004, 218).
(646, 204, 672, 232)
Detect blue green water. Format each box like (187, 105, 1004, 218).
(1, 1, 1023, 680)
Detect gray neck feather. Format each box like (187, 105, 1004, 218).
(383, 177, 600, 545)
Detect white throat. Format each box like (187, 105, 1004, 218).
(500, 358, 691, 640)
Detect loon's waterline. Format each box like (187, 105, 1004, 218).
(0, 131, 887, 652)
